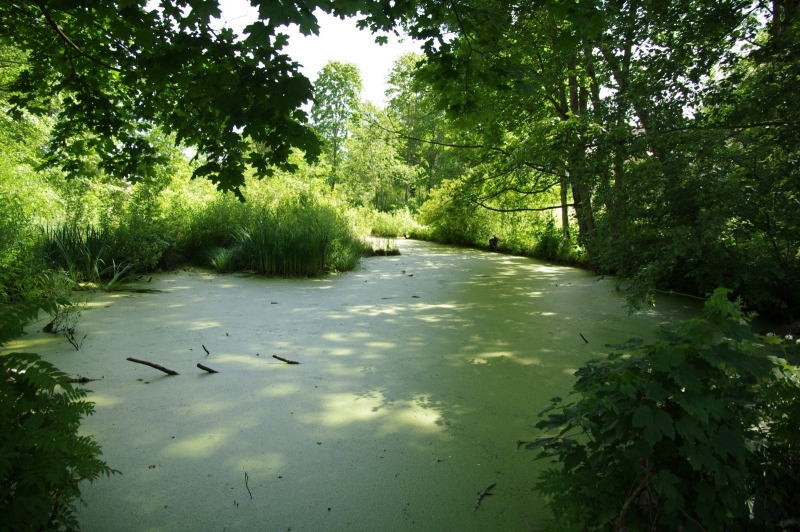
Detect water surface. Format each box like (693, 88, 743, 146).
(16, 239, 701, 531)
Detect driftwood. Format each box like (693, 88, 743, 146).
(197, 363, 218, 374)
(475, 483, 496, 510)
(272, 355, 300, 365)
(126, 357, 179, 375)
(68, 376, 98, 384)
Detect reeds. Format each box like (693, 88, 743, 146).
(40, 224, 110, 283)
(233, 199, 361, 276)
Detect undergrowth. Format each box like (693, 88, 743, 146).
(529, 289, 800, 531)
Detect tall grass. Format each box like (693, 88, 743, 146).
(234, 197, 362, 276)
(40, 224, 110, 283)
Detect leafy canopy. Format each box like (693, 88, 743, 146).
(0, 0, 407, 198)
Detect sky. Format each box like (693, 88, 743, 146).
(215, 0, 423, 106)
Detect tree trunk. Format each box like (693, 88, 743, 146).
(560, 177, 570, 240)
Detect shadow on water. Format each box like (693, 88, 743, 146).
(13, 240, 703, 532)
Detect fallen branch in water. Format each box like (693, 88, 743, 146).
(126, 357, 179, 375)
(272, 355, 300, 365)
(475, 482, 496, 510)
(68, 376, 98, 384)
(245, 471, 253, 499)
(197, 363, 218, 374)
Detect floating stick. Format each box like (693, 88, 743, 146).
(245, 472, 253, 499)
(202, 344, 210, 355)
(126, 357, 179, 375)
(475, 483, 496, 510)
(197, 363, 218, 374)
(272, 355, 300, 365)
(580, 333, 589, 343)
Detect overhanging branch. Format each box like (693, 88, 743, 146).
(39, 7, 123, 72)
(473, 199, 573, 213)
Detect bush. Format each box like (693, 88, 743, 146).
(1, 301, 117, 531)
(529, 288, 800, 531)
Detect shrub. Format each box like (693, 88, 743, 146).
(529, 288, 800, 531)
(1, 300, 117, 531)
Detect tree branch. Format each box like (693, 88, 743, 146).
(39, 7, 122, 72)
(473, 199, 573, 213)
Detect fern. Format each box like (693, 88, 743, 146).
(1, 301, 118, 531)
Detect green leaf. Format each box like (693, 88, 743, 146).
(644, 381, 670, 403)
(632, 405, 654, 428)
(653, 410, 675, 440)
(652, 469, 681, 501)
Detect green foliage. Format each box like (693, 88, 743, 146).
(347, 207, 420, 238)
(1, 300, 117, 531)
(418, 179, 494, 246)
(529, 289, 800, 531)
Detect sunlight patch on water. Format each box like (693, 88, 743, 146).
(365, 341, 396, 349)
(87, 393, 121, 408)
(192, 399, 236, 415)
(164, 429, 232, 458)
(469, 351, 515, 364)
(258, 383, 298, 398)
(300, 392, 386, 427)
(235, 452, 286, 473)
(188, 321, 222, 330)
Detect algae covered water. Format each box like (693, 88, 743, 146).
(16, 240, 701, 531)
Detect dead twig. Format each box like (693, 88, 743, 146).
(475, 482, 496, 510)
(197, 363, 218, 374)
(202, 344, 210, 355)
(245, 472, 252, 499)
(273, 355, 300, 365)
(579, 333, 588, 343)
(126, 357, 179, 376)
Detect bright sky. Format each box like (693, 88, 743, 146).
(216, 1, 423, 106)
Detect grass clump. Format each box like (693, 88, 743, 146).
(40, 225, 110, 284)
(212, 194, 363, 276)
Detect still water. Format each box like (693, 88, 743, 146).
(18, 239, 702, 531)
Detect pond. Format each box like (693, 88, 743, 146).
(16, 239, 702, 531)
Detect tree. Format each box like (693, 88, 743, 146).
(0, 1, 397, 198)
(311, 61, 362, 190)
(386, 52, 448, 202)
(340, 102, 415, 210)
